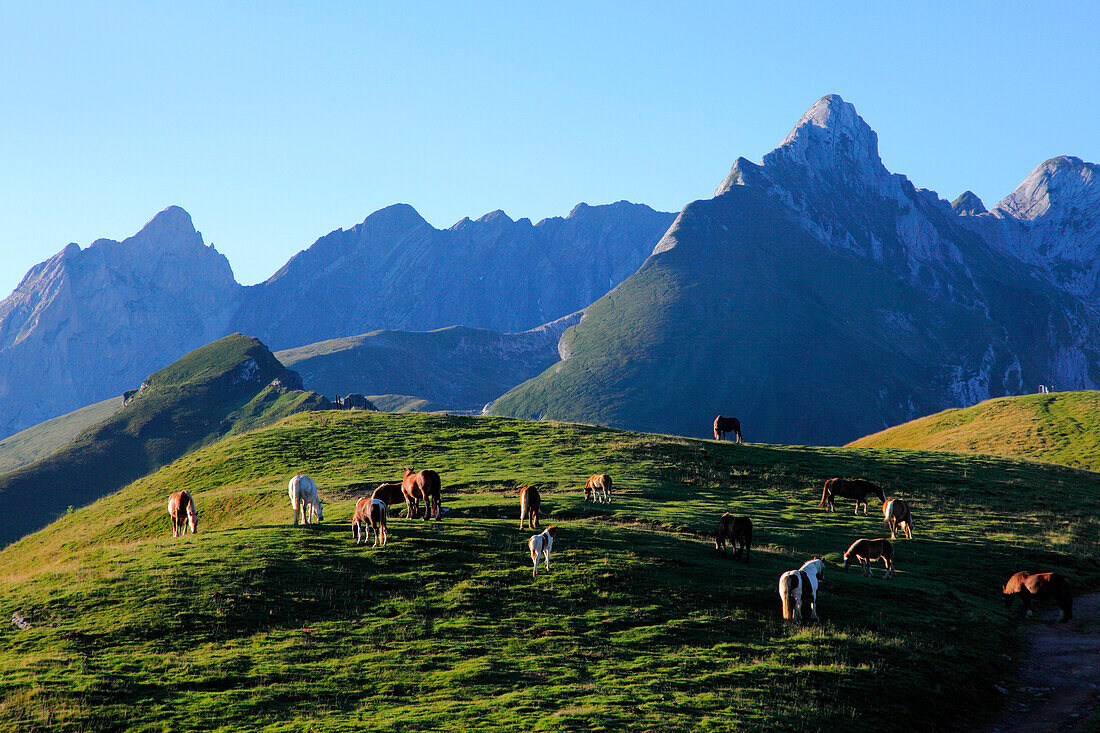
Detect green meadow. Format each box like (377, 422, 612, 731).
(1, 411, 1097, 731)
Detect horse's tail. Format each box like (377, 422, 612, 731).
(819, 484, 830, 508)
(1055, 574, 1073, 622)
(734, 425, 743, 443)
(780, 574, 798, 620)
(519, 490, 529, 528)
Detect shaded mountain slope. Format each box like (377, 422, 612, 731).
(0, 396, 123, 473)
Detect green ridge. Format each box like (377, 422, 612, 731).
(0, 397, 124, 473)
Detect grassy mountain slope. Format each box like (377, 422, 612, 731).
(849, 391, 1100, 470)
(0, 334, 329, 547)
(0, 396, 123, 473)
(1, 411, 1096, 731)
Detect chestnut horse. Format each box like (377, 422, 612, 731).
(371, 482, 406, 517)
(779, 558, 824, 622)
(881, 499, 914, 539)
(583, 474, 613, 503)
(352, 498, 388, 547)
(843, 538, 895, 578)
(167, 490, 198, 537)
(288, 475, 324, 525)
(1003, 571, 1073, 622)
(713, 415, 743, 443)
(819, 478, 886, 515)
(401, 468, 442, 520)
(519, 485, 541, 529)
(714, 513, 752, 560)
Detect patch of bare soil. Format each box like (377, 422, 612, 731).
(986, 592, 1100, 732)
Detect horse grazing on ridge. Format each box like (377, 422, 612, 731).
(401, 468, 442, 520)
(779, 558, 824, 622)
(519, 486, 541, 529)
(881, 499, 914, 539)
(371, 482, 406, 517)
(1003, 571, 1073, 622)
(714, 513, 752, 560)
(352, 498, 388, 547)
(288, 475, 324, 525)
(584, 474, 613, 503)
(167, 490, 198, 537)
(713, 415, 743, 443)
(843, 538, 896, 578)
(819, 478, 886, 515)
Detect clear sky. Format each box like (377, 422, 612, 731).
(2, 2, 1098, 297)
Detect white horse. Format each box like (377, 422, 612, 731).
(528, 526, 557, 577)
(779, 558, 825, 622)
(288, 475, 324, 525)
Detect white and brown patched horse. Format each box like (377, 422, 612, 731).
(583, 474, 613, 504)
(528, 526, 557, 577)
(288, 475, 324, 525)
(352, 497, 388, 547)
(881, 499, 914, 539)
(518, 485, 541, 529)
(167, 490, 198, 537)
(779, 558, 824, 622)
(843, 538, 896, 578)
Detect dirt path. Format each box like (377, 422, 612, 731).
(986, 592, 1100, 732)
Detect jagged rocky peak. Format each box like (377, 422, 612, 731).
(952, 191, 987, 216)
(995, 155, 1099, 221)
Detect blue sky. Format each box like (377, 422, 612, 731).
(2, 2, 1098, 296)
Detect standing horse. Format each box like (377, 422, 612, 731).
(288, 475, 324, 525)
(167, 490, 198, 537)
(371, 482, 406, 517)
(713, 415, 743, 443)
(779, 558, 824, 622)
(519, 486, 541, 529)
(819, 478, 886, 515)
(352, 498, 388, 547)
(1003, 571, 1073, 622)
(714, 513, 752, 560)
(843, 538, 895, 578)
(528, 526, 557, 577)
(881, 499, 914, 539)
(401, 468, 442, 520)
(583, 474, 613, 503)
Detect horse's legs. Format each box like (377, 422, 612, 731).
(531, 548, 539, 577)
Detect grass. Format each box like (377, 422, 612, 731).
(0, 397, 123, 473)
(0, 411, 1096, 731)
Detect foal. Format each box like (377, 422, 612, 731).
(352, 498, 388, 547)
(528, 526, 557, 577)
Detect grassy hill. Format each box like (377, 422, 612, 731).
(1, 411, 1096, 731)
(0, 334, 330, 547)
(0, 396, 123, 473)
(849, 391, 1100, 471)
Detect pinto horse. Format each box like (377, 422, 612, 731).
(519, 485, 541, 529)
(779, 558, 824, 622)
(714, 513, 752, 560)
(352, 498, 388, 547)
(1003, 571, 1073, 622)
(167, 490, 198, 537)
(713, 415, 743, 443)
(843, 538, 896, 578)
(583, 474, 613, 503)
(288, 475, 324, 525)
(819, 478, 886, 515)
(401, 468, 442, 520)
(371, 482, 406, 517)
(881, 499, 914, 539)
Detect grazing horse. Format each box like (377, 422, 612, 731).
(401, 468, 442, 520)
(519, 485, 541, 529)
(819, 478, 886, 515)
(713, 415, 743, 443)
(528, 526, 557, 577)
(843, 538, 896, 578)
(371, 482, 406, 517)
(288, 475, 324, 525)
(714, 513, 752, 560)
(352, 498, 388, 547)
(583, 474, 613, 503)
(167, 490, 198, 537)
(779, 558, 824, 622)
(1003, 571, 1073, 622)
(881, 499, 914, 539)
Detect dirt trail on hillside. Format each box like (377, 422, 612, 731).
(985, 592, 1100, 732)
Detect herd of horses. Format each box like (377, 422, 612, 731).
(165, 417, 1075, 625)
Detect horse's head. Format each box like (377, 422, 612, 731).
(875, 485, 887, 502)
(842, 553, 851, 571)
(188, 504, 199, 533)
(313, 497, 324, 522)
(403, 467, 414, 478)
(812, 558, 824, 579)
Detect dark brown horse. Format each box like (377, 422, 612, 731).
(714, 513, 752, 560)
(401, 468, 442, 520)
(713, 415, 743, 443)
(881, 499, 914, 539)
(371, 482, 406, 517)
(843, 538, 895, 578)
(820, 478, 886, 515)
(167, 490, 198, 537)
(519, 485, 541, 529)
(1003, 571, 1073, 622)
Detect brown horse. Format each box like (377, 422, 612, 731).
(352, 497, 388, 546)
(583, 474, 613, 503)
(713, 415, 743, 443)
(401, 468, 442, 520)
(167, 490, 198, 537)
(371, 482, 406, 517)
(881, 499, 914, 539)
(714, 513, 752, 560)
(843, 538, 895, 578)
(820, 478, 886, 515)
(519, 486, 541, 529)
(1003, 571, 1073, 622)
